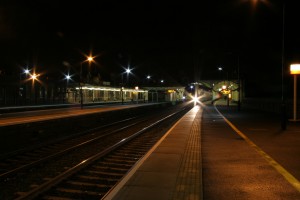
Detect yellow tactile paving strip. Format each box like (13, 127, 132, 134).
(171, 107, 202, 200)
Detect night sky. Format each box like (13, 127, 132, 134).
(0, 0, 299, 97)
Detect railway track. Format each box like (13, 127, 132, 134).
(0, 117, 138, 179)
(0, 102, 193, 199)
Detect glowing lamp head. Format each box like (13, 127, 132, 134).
(31, 74, 37, 80)
(24, 69, 30, 74)
(290, 64, 300, 75)
(192, 96, 198, 102)
(87, 56, 93, 62)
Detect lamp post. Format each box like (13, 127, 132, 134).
(24, 68, 30, 104)
(121, 68, 132, 104)
(237, 55, 241, 111)
(218, 67, 230, 106)
(121, 68, 132, 86)
(64, 74, 71, 104)
(249, 0, 286, 129)
(80, 63, 83, 109)
(121, 87, 124, 104)
(289, 64, 300, 121)
(30, 72, 39, 105)
(80, 56, 94, 109)
(135, 86, 139, 104)
(281, 3, 286, 130)
(125, 68, 131, 84)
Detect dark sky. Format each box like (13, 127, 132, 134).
(0, 0, 299, 95)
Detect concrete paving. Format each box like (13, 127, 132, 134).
(105, 100, 300, 199)
(202, 103, 300, 199)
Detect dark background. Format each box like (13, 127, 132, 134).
(0, 0, 299, 97)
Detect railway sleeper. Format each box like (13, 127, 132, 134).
(92, 165, 130, 172)
(43, 195, 73, 200)
(102, 157, 138, 163)
(77, 175, 119, 183)
(66, 180, 114, 190)
(96, 161, 133, 168)
(105, 154, 140, 161)
(113, 151, 145, 157)
(51, 187, 103, 199)
(85, 170, 124, 177)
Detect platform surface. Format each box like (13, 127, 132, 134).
(104, 106, 202, 200)
(105, 102, 300, 200)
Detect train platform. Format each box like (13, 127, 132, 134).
(0, 102, 165, 127)
(104, 101, 300, 200)
(105, 105, 202, 200)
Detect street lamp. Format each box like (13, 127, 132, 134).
(135, 86, 139, 104)
(120, 68, 132, 104)
(64, 74, 71, 104)
(248, 0, 286, 129)
(217, 67, 231, 106)
(121, 67, 132, 86)
(22, 68, 31, 104)
(24, 69, 30, 75)
(65, 74, 71, 81)
(125, 68, 131, 84)
(237, 55, 241, 111)
(31, 73, 37, 80)
(87, 56, 93, 62)
(80, 56, 94, 109)
(146, 75, 151, 86)
(289, 64, 300, 121)
(121, 87, 124, 104)
(225, 52, 241, 111)
(29, 72, 39, 104)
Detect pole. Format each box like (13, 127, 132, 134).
(121, 89, 123, 104)
(281, 3, 286, 130)
(80, 62, 83, 109)
(237, 55, 241, 111)
(293, 75, 297, 121)
(121, 87, 124, 104)
(226, 72, 229, 107)
(194, 83, 197, 106)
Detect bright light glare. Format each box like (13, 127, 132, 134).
(65, 74, 72, 80)
(187, 93, 206, 107)
(126, 68, 131, 73)
(192, 96, 198, 102)
(31, 74, 37, 80)
(87, 56, 93, 62)
(23, 70, 42, 84)
(290, 64, 300, 75)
